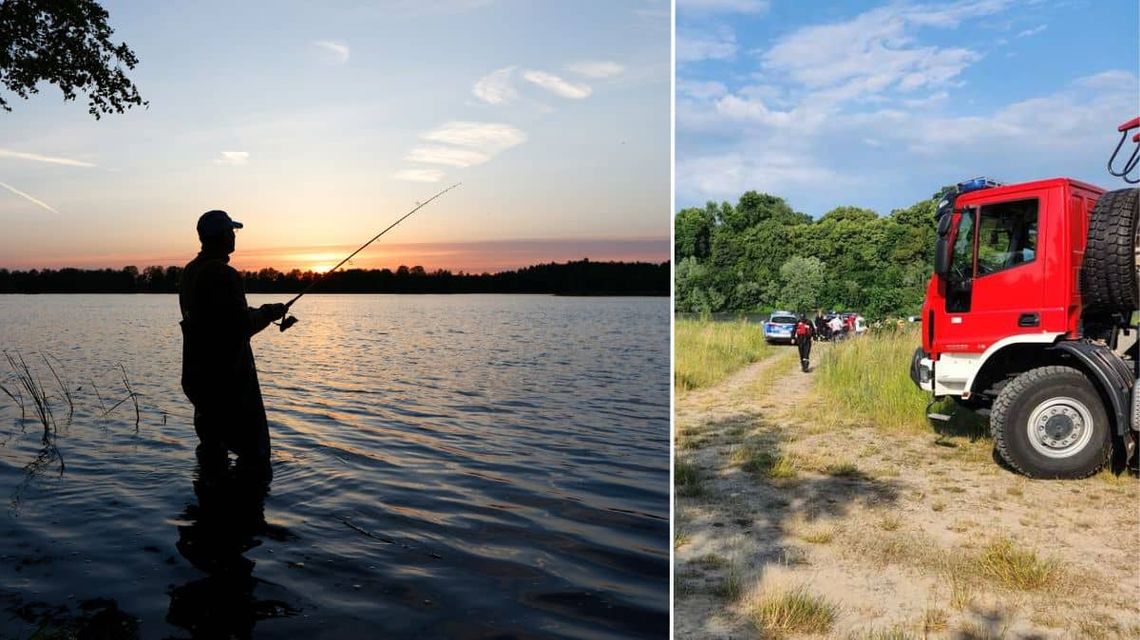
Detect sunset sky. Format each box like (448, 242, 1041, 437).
(0, 0, 670, 273)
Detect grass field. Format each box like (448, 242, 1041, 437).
(813, 328, 953, 433)
(675, 329, 1140, 639)
(674, 318, 770, 392)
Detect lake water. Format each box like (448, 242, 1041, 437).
(0, 294, 669, 639)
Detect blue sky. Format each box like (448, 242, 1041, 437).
(0, 0, 669, 272)
(677, 0, 1140, 216)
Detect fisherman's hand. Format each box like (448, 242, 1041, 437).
(259, 303, 288, 321)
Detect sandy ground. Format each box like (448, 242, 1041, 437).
(674, 346, 1140, 639)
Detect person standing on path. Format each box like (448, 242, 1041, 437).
(179, 210, 287, 480)
(794, 314, 814, 372)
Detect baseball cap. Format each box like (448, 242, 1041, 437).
(197, 210, 244, 239)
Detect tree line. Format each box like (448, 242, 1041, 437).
(0, 260, 669, 296)
(675, 190, 945, 319)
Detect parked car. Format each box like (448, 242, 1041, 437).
(763, 311, 798, 344)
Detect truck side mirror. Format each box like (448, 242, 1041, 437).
(934, 237, 950, 276)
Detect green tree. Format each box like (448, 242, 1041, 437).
(1, 0, 145, 118)
(674, 206, 714, 261)
(778, 256, 824, 313)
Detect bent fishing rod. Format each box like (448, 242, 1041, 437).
(275, 182, 461, 331)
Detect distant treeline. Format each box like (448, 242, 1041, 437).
(675, 189, 947, 319)
(0, 260, 669, 296)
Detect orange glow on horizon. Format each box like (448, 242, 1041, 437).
(6, 238, 670, 274)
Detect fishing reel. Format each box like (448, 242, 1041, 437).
(277, 315, 299, 332)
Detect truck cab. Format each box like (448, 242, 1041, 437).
(911, 177, 1137, 478)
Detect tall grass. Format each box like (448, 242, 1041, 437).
(814, 328, 933, 432)
(674, 318, 770, 391)
(747, 586, 838, 636)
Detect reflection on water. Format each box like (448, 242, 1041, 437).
(167, 447, 297, 638)
(0, 294, 668, 638)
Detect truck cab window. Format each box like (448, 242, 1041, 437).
(949, 210, 976, 282)
(946, 209, 976, 312)
(976, 199, 1038, 275)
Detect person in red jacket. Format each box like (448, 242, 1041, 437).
(794, 314, 814, 372)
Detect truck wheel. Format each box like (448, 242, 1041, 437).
(1080, 188, 1138, 314)
(990, 366, 1112, 479)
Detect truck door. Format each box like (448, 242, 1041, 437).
(937, 208, 978, 352)
(965, 197, 1044, 351)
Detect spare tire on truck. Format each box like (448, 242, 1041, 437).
(1081, 188, 1139, 314)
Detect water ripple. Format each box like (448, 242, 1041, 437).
(0, 294, 668, 638)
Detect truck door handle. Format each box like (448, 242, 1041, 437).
(1018, 313, 1040, 327)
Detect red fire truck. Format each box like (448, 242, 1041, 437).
(910, 119, 1139, 478)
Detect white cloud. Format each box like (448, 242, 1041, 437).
(901, 91, 949, 108)
(677, 150, 847, 199)
(566, 61, 625, 79)
(0, 182, 59, 213)
(521, 70, 592, 99)
(677, 0, 769, 13)
(406, 145, 492, 167)
(711, 94, 797, 128)
(677, 79, 728, 100)
(0, 148, 96, 167)
(896, 70, 1138, 151)
(473, 66, 517, 105)
(312, 40, 350, 64)
(420, 121, 527, 152)
(760, 4, 990, 96)
(392, 168, 445, 183)
(397, 121, 525, 176)
(677, 26, 737, 63)
(215, 151, 250, 166)
(1017, 24, 1047, 37)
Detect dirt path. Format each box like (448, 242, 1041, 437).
(674, 345, 1139, 639)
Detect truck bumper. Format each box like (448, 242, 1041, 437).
(909, 347, 934, 392)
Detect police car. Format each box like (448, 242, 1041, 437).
(763, 311, 799, 344)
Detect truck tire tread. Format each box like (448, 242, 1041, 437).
(990, 365, 1111, 479)
(1081, 188, 1138, 314)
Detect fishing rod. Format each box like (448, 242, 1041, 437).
(275, 182, 461, 331)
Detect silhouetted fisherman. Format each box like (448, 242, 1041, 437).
(179, 210, 286, 479)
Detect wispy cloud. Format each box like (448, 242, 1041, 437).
(406, 145, 491, 167)
(1017, 24, 1047, 37)
(312, 40, 350, 64)
(0, 182, 60, 214)
(473, 66, 517, 104)
(215, 151, 250, 166)
(759, 3, 998, 96)
(521, 70, 592, 99)
(0, 148, 96, 168)
(677, 0, 770, 14)
(677, 26, 737, 63)
(399, 121, 526, 174)
(677, 150, 847, 200)
(566, 61, 624, 79)
(420, 121, 527, 152)
(392, 168, 446, 183)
